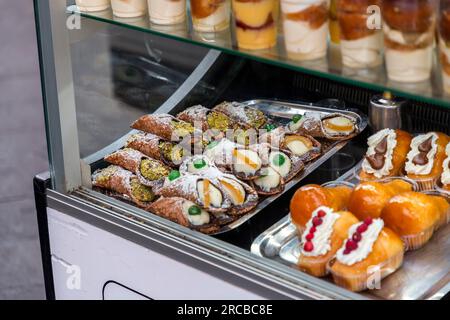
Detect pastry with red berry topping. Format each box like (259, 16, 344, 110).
(347, 179, 413, 221)
(298, 207, 359, 277)
(329, 218, 404, 292)
(381, 191, 450, 250)
(290, 184, 353, 233)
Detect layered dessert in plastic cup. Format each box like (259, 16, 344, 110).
(111, 0, 148, 18)
(190, 0, 231, 32)
(329, 0, 340, 44)
(382, 0, 437, 83)
(337, 0, 383, 68)
(148, 0, 186, 24)
(439, 1, 450, 94)
(281, 0, 329, 60)
(232, 0, 278, 50)
(75, 0, 110, 12)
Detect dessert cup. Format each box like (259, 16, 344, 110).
(329, 0, 340, 44)
(148, 0, 186, 25)
(190, 0, 231, 32)
(382, 0, 437, 83)
(439, 1, 450, 93)
(232, 0, 278, 50)
(75, 0, 110, 12)
(337, 0, 383, 68)
(111, 0, 148, 17)
(280, 0, 329, 60)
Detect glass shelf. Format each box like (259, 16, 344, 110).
(67, 5, 450, 109)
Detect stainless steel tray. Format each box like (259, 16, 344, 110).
(84, 99, 368, 235)
(251, 161, 450, 300)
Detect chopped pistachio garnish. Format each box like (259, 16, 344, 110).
(246, 109, 266, 128)
(171, 120, 194, 138)
(159, 142, 184, 163)
(139, 159, 170, 181)
(207, 111, 231, 131)
(130, 178, 155, 202)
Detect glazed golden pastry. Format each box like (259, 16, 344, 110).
(298, 208, 359, 277)
(329, 220, 404, 292)
(290, 184, 352, 232)
(360, 129, 412, 181)
(381, 191, 449, 250)
(347, 179, 413, 221)
(405, 132, 450, 191)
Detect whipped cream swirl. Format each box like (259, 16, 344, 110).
(336, 219, 384, 266)
(362, 129, 397, 178)
(441, 143, 450, 185)
(301, 206, 340, 257)
(405, 133, 438, 176)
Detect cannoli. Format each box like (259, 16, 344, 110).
(405, 132, 450, 191)
(360, 129, 412, 180)
(177, 105, 239, 134)
(126, 132, 187, 167)
(157, 173, 231, 213)
(212, 101, 268, 130)
(347, 179, 414, 221)
(180, 155, 259, 215)
(298, 207, 359, 277)
(92, 165, 156, 209)
(381, 191, 449, 250)
(329, 219, 404, 292)
(249, 143, 304, 183)
(148, 197, 220, 234)
(251, 166, 285, 196)
(288, 112, 359, 141)
(290, 184, 353, 233)
(104, 148, 171, 189)
(131, 113, 199, 142)
(260, 126, 322, 162)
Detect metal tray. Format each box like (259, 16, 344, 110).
(251, 161, 450, 300)
(84, 99, 368, 235)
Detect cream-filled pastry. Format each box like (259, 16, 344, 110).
(269, 151, 292, 179)
(441, 143, 450, 190)
(197, 179, 223, 208)
(322, 115, 356, 136)
(232, 148, 263, 177)
(253, 166, 283, 194)
(182, 201, 211, 226)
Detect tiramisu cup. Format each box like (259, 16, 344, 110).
(337, 0, 383, 68)
(382, 0, 437, 83)
(191, 0, 231, 32)
(111, 0, 148, 17)
(75, 0, 110, 12)
(232, 0, 278, 50)
(148, 0, 186, 24)
(281, 0, 329, 60)
(439, 1, 450, 94)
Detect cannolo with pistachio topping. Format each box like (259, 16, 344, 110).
(148, 197, 220, 234)
(126, 132, 186, 167)
(157, 173, 231, 213)
(287, 112, 359, 141)
(131, 113, 199, 142)
(92, 165, 156, 209)
(177, 105, 240, 134)
(180, 155, 259, 215)
(104, 148, 171, 189)
(260, 126, 322, 163)
(212, 101, 268, 130)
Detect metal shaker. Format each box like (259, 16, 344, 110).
(369, 92, 406, 131)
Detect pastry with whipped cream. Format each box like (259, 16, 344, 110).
(405, 132, 450, 191)
(360, 129, 412, 180)
(190, 0, 231, 32)
(329, 218, 404, 292)
(148, 0, 186, 25)
(381, 191, 450, 250)
(111, 0, 148, 17)
(439, 3, 450, 93)
(298, 207, 359, 277)
(382, 0, 437, 82)
(337, 0, 383, 68)
(232, 0, 278, 50)
(348, 179, 414, 221)
(290, 183, 353, 233)
(440, 143, 450, 191)
(288, 112, 358, 141)
(281, 0, 329, 60)
(75, 0, 110, 12)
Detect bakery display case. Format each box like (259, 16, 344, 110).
(34, 0, 449, 300)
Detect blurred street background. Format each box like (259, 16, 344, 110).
(0, 0, 47, 299)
